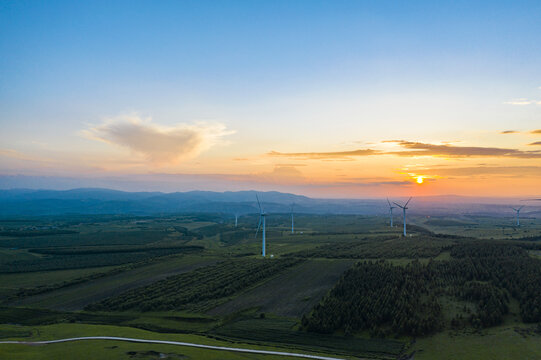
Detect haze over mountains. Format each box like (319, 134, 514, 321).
(0, 188, 539, 218)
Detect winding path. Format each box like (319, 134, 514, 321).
(0, 336, 345, 360)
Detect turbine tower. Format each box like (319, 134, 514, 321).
(511, 206, 524, 226)
(235, 214, 238, 227)
(291, 203, 295, 234)
(386, 198, 396, 227)
(393, 197, 412, 236)
(255, 194, 266, 257)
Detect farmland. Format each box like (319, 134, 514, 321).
(0, 213, 540, 359)
(210, 259, 356, 317)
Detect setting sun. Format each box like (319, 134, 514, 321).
(416, 176, 424, 184)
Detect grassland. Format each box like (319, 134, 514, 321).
(0, 213, 540, 359)
(412, 325, 541, 360)
(211, 315, 403, 358)
(0, 323, 360, 360)
(12, 255, 218, 310)
(416, 215, 541, 240)
(0, 265, 119, 299)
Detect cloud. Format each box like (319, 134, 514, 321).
(421, 166, 541, 177)
(504, 98, 541, 105)
(263, 166, 305, 181)
(531, 129, 541, 134)
(83, 115, 233, 165)
(217, 167, 412, 188)
(504, 98, 535, 105)
(500, 130, 519, 134)
(269, 141, 541, 160)
(529, 141, 541, 146)
(0, 148, 55, 163)
(334, 179, 413, 187)
(225, 166, 307, 185)
(386, 140, 541, 158)
(268, 149, 380, 159)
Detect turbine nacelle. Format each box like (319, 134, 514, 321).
(393, 196, 412, 210)
(511, 206, 524, 227)
(386, 198, 396, 210)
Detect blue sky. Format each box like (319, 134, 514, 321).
(1, 1, 540, 197)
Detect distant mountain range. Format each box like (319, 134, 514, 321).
(0, 188, 540, 217)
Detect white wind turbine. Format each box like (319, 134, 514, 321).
(394, 197, 412, 236)
(511, 206, 524, 226)
(255, 194, 267, 257)
(386, 198, 396, 227)
(234, 213, 238, 227)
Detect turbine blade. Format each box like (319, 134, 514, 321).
(393, 202, 404, 209)
(405, 197, 412, 207)
(256, 193, 262, 213)
(255, 216, 262, 238)
(387, 198, 391, 207)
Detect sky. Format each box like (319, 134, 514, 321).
(1, 0, 540, 198)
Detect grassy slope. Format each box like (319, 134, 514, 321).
(413, 326, 541, 360)
(413, 294, 541, 360)
(0, 323, 358, 360)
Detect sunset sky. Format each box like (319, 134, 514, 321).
(1, 1, 540, 198)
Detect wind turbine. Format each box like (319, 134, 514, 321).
(234, 213, 238, 227)
(393, 197, 412, 236)
(255, 194, 266, 257)
(290, 203, 295, 234)
(386, 198, 396, 227)
(511, 206, 524, 226)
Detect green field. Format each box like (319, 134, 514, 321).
(416, 215, 541, 240)
(210, 259, 356, 317)
(11, 255, 218, 310)
(0, 323, 361, 360)
(413, 325, 541, 360)
(1, 213, 540, 359)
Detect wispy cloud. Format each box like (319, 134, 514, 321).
(531, 129, 541, 135)
(500, 130, 519, 134)
(268, 149, 380, 159)
(504, 98, 541, 105)
(529, 141, 541, 146)
(335, 179, 414, 187)
(386, 140, 541, 158)
(0, 148, 55, 163)
(238, 166, 307, 184)
(269, 141, 541, 160)
(421, 166, 541, 177)
(83, 115, 233, 165)
(504, 98, 535, 105)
